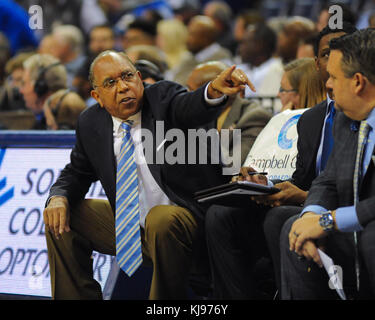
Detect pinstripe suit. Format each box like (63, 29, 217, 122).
(280, 111, 375, 299)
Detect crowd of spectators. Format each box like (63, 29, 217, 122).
(1, 0, 373, 131)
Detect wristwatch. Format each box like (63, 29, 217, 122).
(319, 211, 335, 232)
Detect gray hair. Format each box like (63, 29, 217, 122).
(53, 25, 84, 54)
(23, 54, 67, 92)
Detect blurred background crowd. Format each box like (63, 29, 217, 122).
(0, 0, 374, 131)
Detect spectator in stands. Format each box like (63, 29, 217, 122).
(0, 52, 34, 111)
(134, 59, 164, 84)
(233, 10, 265, 46)
(38, 34, 57, 56)
(19, 54, 67, 129)
(51, 25, 86, 88)
(237, 23, 284, 99)
(0, 32, 10, 86)
(203, 1, 237, 55)
(280, 28, 375, 300)
(80, 0, 126, 34)
(43, 89, 86, 130)
(278, 58, 325, 112)
(171, 15, 232, 86)
(296, 33, 317, 59)
(71, 25, 115, 107)
(276, 17, 316, 64)
(156, 19, 192, 71)
(88, 24, 115, 57)
(122, 18, 157, 50)
(187, 61, 272, 165)
(125, 44, 168, 76)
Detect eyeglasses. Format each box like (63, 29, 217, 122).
(279, 87, 297, 93)
(94, 70, 136, 89)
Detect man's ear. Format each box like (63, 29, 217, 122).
(353, 72, 366, 95)
(314, 56, 319, 71)
(91, 89, 103, 107)
(136, 70, 143, 81)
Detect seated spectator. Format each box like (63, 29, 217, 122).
(233, 10, 265, 46)
(278, 58, 325, 111)
(203, 1, 237, 55)
(51, 25, 86, 88)
(0, 51, 34, 111)
(237, 23, 284, 99)
(125, 44, 168, 76)
(38, 34, 57, 56)
(134, 59, 164, 84)
(19, 54, 67, 129)
(72, 56, 96, 107)
(88, 24, 115, 56)
(170, 15, 233, 86)
(187, 61, 272, 165)
(276, 17, 316, 64)
(0, 32, 10, 86)
(121, 18, 157, 50)
(43, 89, 86, 130)
(156, 19, 192, 70)
(296, 33, 318, 59)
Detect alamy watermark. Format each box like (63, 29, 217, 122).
(28, 5, 43, 30)
(328, 5, 344, 30)
(132, 122, 242, 175)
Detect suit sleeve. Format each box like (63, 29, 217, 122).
(150, 81, 226, 129)
(47, 118, 98, 208)
(290, 113, 315, 191)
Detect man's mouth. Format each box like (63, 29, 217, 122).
(120, 97, 134, 104)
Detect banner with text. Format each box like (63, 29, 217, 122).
(0, 148, 112, 297)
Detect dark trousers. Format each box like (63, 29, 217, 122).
(280, 216, 375, 299)
(263, 205, 303, 293)
(205, 203, 268, 299)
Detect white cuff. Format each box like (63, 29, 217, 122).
(204, 82, 227, 106)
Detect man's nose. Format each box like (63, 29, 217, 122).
(117, 79, 129, 91)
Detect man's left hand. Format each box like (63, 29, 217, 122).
(289, 212, 330, 255)
(207, 65, 256, 98)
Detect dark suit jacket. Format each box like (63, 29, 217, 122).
(48, 81, 229, 221)
(304, 111, 375, 228)
(289, 100, 328, 191)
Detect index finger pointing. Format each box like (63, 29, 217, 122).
(246, 78, 256, 92)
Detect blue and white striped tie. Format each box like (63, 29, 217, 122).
(116, 121, 142, 277)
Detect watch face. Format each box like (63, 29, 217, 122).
(319, 212, 334, 231)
